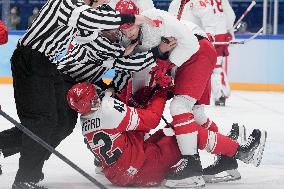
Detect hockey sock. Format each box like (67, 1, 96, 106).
(198, 126, 239, 157)
(201, 119, 219, 133)
(171, 113, 199, 155)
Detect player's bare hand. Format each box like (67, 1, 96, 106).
(134, 15, 156, 27)
(123, 41, 139, 56)
(159, 37, 177, 53)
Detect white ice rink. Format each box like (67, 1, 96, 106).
(1, 84, 284, 189)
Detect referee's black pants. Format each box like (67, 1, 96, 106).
(10, 46, 78, 182)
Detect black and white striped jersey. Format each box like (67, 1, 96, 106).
(56, 35, 157, 84)
(111, 69, 132, 92)
(18, 0, 134, 61)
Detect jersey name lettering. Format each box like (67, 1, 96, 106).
(82, 118, 101, 132)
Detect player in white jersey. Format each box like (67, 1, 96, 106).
(168, 0, 236, 106)
(168, 0, 217, 36)
(115, 0, 218, 187)
(210, 0, 236, 106)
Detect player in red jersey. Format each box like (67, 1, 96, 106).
(66, 81, 267, 188)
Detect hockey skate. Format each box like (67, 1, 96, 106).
(235, 129, 267, 167)
(228, 123, 247, 143)
(165, 154, 205, 188)
(12, 181, 47, 189)
(203, 155, 241, 183)
(215, 96, 226, 106)
(203, 124, 244, 183)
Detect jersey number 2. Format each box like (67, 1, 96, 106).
(93, 132, 122, 165)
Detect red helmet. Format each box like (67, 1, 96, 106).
(115, 0, 140, 29)
(67, 82, 98, 114)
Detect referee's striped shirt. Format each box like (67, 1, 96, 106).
(56, 34, 157, 84)
(18, 0, 135, 61)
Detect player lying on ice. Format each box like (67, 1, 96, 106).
(66, 78, 267, 188)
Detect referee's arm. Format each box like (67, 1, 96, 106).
(60, 1, 135, 31)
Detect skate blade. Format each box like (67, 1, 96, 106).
(253, 130, 267, 167)
(165, 176, 205, 188)
(203, 169, 241, 183)
(239, 125, 247, 143)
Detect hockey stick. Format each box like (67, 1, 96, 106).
(213, 27, 263, 45)
(233, 1, 256, 30)
(0, 109, 108, 189)
(162, 115, 172, 127)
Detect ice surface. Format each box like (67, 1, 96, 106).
(1, 84, 284, 189)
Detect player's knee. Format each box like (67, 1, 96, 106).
(170, 95, 196, 116)
(193, 105, 207, 125)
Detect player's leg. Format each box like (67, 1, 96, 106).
(11, 48, 58, 188)
(212, 33, 232, 106)
(133, 132, 181, 187)
(42, 74, 78, 160)
(199, 126, 266, 183)
(165, 39, 216, 188)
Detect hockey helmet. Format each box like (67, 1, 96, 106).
(67, 82, 98, 114)
(115, 0, 140, 29)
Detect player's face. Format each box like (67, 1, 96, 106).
(121, 25, 140, 41)
(91, 97, 101, 111)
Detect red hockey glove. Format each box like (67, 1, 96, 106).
(0, 20, 8, 45)
(226, 32, 233, 42)
(128, 86, 153, 108)
(150, 59, 175, 88)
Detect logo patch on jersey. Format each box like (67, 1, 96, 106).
(153, 19, 163, 27)
(127, 166, 138, 176)
(74, 88, 83, 96)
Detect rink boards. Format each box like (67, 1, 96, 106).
(1, 32, 284, 91)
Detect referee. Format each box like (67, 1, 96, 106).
(9, 0, 154, 188)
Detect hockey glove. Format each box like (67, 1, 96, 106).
(150, 59, 175, 88)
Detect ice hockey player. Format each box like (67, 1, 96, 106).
(115, 1, 267, 187)
(8, 0, 157, 188)
(209, 0, 236, 106)
(67, 80, 267, 188)
(168, 0, 236, 106)
(0, 20, 8, 45)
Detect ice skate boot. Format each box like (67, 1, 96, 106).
(215, 96, 226, 106)
(235, 129, 267, 167)
(12, 181, 47, 189)
(165, 154, 205, 188)
(203, 155, 241, 183)
(202, 124, 246, 183)
(228, 123, 246, 143)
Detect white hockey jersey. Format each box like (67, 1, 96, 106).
(132, 9, 200, 67)
(108, 0, 155, 12)
(168, 0, 235, 35)
(168, 0, 217, 35)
